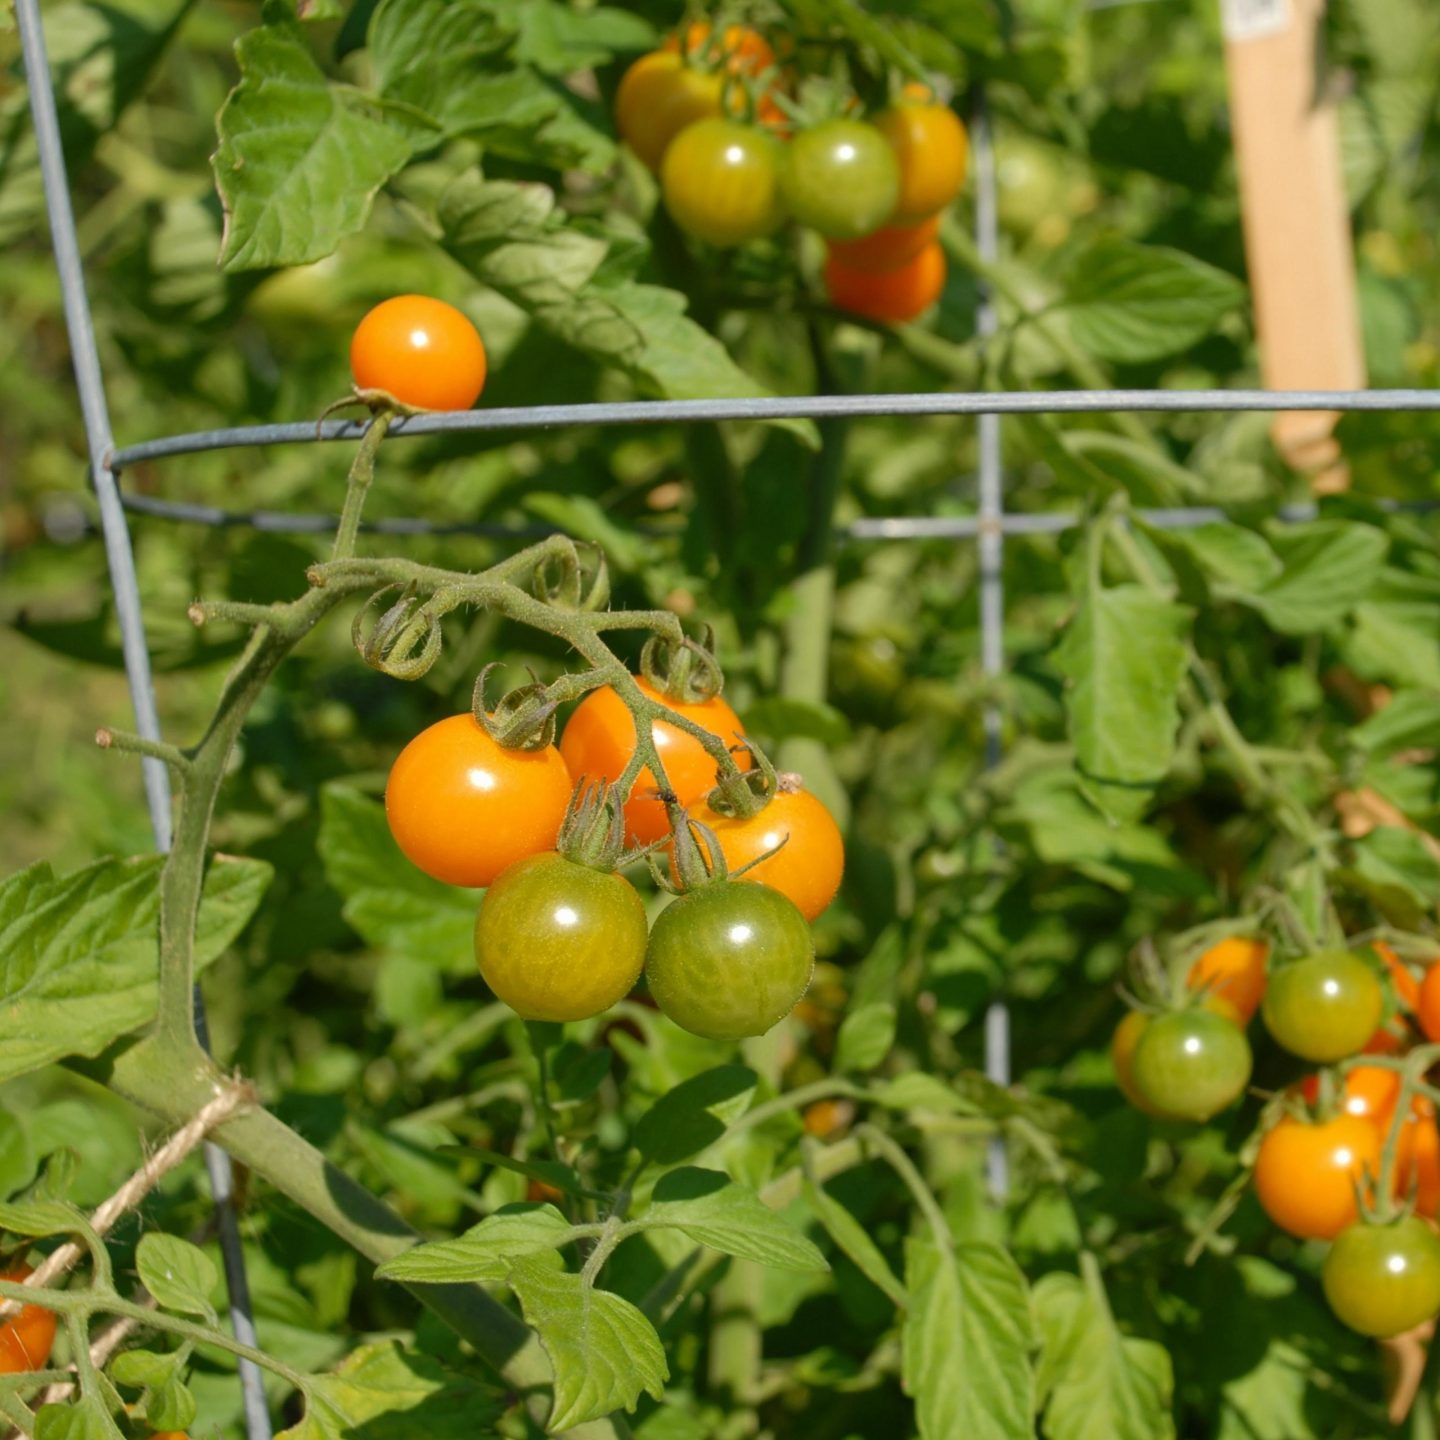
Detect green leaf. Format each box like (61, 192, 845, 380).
(1057, 239, 1245, 364)
(1340, 827, 1440, 928)
(1054, 581, 1191, 821)
(835, 926, 905, 1073)
(501, 0, 657, 72)
(780, 0, 928, 77)
(1034, 1271, 1175, 1440)
(551, 1044, 612, 1105)
(215, 23, 412, 269)
(902, 1238, 1035, 1440)
(642, 1167, 828, 1272)
(280, 1340, 504, 1439)
(0, 854, 271, 1085)
(136, 1233, 219, 1318)
(1235, 520, 1389, 634)
(34, 1395, 124, 1440)
(377, 1205, 578, 1283)
(0, 1196, 90, 1239)
(872, 1073, 979, 1117)
(438, 175, 817, 442)
(803, 1177, 906, 1307)
(1142, 522, 1283, 599)
(1351, 691, 1440, 756)
(1062, 434, 1204, 505)
(740, 697, 852, 748)
(1344, 599, 1440, 688)
(369, 0, 559, 143)
(632, 1066, 758, 1167)
(111, 1347, 196, 1432)
(507, 1256, 668, 1432)
(317, 785, 475, 968)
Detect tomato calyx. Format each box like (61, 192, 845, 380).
(352, 582, 444, 681)
(532, 539, 610, 613)
(555, 780, 630, 873)
(704, 739, 780, 821)
(640, 628, 725, 705)
(653, 807, 737, 894)
(472, 663, 561, 752)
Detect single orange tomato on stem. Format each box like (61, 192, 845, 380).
(825, 242, 946, 324)
(350, 296, 487, 412)
(1254, 1113, 1382, 1240)
(1186, 936, 1268, 1024)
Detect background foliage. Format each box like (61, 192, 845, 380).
(3, 0, 1440, 1436)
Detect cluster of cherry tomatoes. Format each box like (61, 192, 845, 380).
(384, 673, 844, 1041)
(1113, 935, 1440, 1340)
(615, 21, 966, 323)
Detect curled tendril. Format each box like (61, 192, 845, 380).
(533, 539, 610, 613)
(351, 583, 444, 681)
(641, 625, 724, 704)
(472, 663, 560, 751)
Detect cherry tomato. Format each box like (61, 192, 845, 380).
(689, 785, 843, 922)
(1376, 940, 1422, 1012)
(474, 852, 647, 1022)
(0, 1266, 58, 1374)
(644, 882, 814, 1040)
(780, 120, 900, 240)
(1298, 1064, 1401, 1123)
(614, 52, 727, 171)
(1253, 1113, 1381, 1240)
(1111, 1010, 1164, 1116)
(825, 243, 946, 324)
(1186, 936, 1268, 1025)
(1395, 1098, 1440, 1216)
(350, 296, 486, 412)
(1323, 1217, 1440, 1338)
(663, 22, 774, 74)
(825, 216, 939, 275)
(385, 715, 573, 888)
(661, 119, 787, 247)
(1129, 1009, 1252, 1122)
(560, 677, 750, 845)
(1418, 964, 1440, 1044)
(1262, 952, 1385, 1063)
(873, 99, 968, 225)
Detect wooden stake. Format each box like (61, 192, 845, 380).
(1223, 0, 1364, 490)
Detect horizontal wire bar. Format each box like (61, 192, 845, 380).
(113, 490, 1440, 543)
(109, 387, 1440, 472)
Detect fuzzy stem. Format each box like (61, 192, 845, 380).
(331, 412, 391, 561)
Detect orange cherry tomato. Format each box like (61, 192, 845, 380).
(663, 22, 775, 75)
(559, 677, 750, 844)
(825, 242, 946, 324)
(1416, 964, 1440, 1043)
(1186, 936, 1268, 1025)
(0, 1265, 59, 1374)
(350, 296, 487, 412)
(385, 714, 573, 888)
(689, 784, 844, 922)
(1376, 940, 1422, 1012)
(1298, 1065, 1402, 1123)
(873, 99, 968, 225)
(1253, 1113, 1381, 1240)
(1396, 1098, 1440, 1217)
(825, 215, 940, 275)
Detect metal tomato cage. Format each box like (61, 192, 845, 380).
(17, 1, 1440, 1435)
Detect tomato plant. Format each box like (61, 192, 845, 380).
(349, 296, 487, 412)
(1262, 952, 1386, 1063)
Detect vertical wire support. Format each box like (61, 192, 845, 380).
(14, 2, 273, 1434)
(970, 89, 1011, 1201)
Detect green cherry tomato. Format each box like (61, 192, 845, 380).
(780, 120, 900, 240)
(1130, 1009, 1252, 1122)
(661, 118, 787, 247)
(644, 882, 815, 1040)
(475, 853, 648, 1023)
(1261, 951, 1384, 1063)
(1323, 1217, 1440, 1337)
